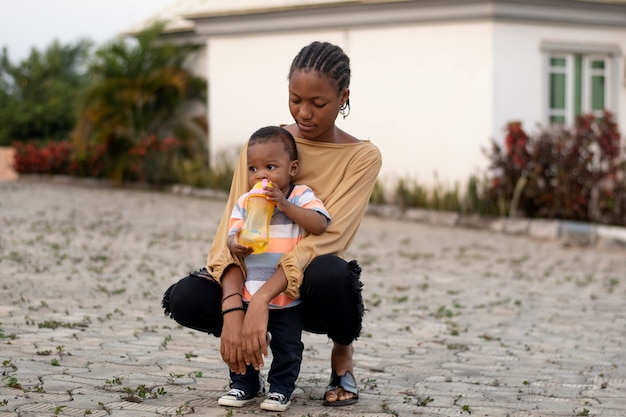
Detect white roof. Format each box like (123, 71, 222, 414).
(125, 0, 626, 35)
(125, 0, 366, 34)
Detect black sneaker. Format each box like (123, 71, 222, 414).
(260, 392, 291, 411)
(219, 375, 265, 407)
(218, 388, 258, 407)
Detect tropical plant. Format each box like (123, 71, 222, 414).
(71, 23, 208, 183)
(0, 40, 92, 145)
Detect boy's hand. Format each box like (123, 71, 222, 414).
(228, 229, 254, 257)
(264, 182, 289, 212)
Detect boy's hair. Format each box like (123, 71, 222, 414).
(249, 126, 298, 161)
(288, 41, 351, 94)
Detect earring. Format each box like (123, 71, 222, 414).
(339, 101, 350, 119)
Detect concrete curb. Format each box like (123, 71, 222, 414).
(367, 205, 626, 250)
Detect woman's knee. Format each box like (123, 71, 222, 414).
(162, 272, 222, 332)
(302, 255, 362, 295)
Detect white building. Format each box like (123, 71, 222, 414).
(127, 0, 626, 187)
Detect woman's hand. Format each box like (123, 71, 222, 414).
(219, 310, 247, 374)
(241, 296, 269, 370)
(240, 267, 288, 370)
(219, 265, 248, 374)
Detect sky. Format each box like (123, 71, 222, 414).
(0, 0, 176, 63)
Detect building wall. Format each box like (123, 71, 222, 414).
(207, 32, 341, 164)
(207, 23, 493, 187)
(205, 17, 625, 187)
(345, 22, 493, 186)
(493, 21, 626, 139)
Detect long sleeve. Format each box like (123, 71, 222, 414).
(278, 139, 382, 298)
(206, 145, 250, 281)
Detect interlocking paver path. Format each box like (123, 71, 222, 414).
(1, 180, 625, 417)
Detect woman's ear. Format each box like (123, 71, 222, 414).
(341, 88, 350, 105)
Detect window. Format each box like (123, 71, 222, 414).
(542, 42, 620, 125)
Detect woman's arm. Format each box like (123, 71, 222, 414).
(206, 145, 251, 281)
(242, 267, 288, 370)
(279, 144, 382, 298)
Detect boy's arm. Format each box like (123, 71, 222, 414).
(266, 184, 329, 235)
(277, 202, 328, 235)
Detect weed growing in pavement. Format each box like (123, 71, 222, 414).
(401, 390, 434, 407)
(599, 364, 617, 389)
(38, 318, 90, 330)
(168, 372, 184, 381)
(121, 384, 166, 402)
(105, 376, 123, 386)
(434, 305, 454, 319)
(381, 400, 398, 416)
(446, 320, 460, 336)
(391, 295, 409, 303)
(2, 375, 21, 389)
(604, 277, 619, 293)
(366, 292, 382, 307)
(399, 250, 434, 261)
(176, 401, 193, 415)
(161, 334, 172, 349)
(362, 378, 377, 390)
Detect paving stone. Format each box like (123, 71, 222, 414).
(1, 181, 625, 416)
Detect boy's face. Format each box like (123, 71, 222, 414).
(246, 140, 298, 194)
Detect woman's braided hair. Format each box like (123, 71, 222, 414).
(288, 41, 351, 95)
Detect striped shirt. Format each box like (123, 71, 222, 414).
(229, 184, 330, 308)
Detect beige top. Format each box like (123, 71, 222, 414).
(207, 137, 382, 299)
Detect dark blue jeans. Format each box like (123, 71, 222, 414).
(230, 305, 304, 398)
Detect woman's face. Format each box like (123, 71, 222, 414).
(288, 69, 349, 142)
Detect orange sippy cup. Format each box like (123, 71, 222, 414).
(239, 179, 275, 254)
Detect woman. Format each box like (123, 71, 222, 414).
(162, 41, 382, 407)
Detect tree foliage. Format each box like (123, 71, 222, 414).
(71, 23, 208, 182)
(0, 40, 92, 145)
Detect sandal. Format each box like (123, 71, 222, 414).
(323, 370, 359, 406)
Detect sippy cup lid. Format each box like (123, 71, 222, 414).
(249, 179, 272, 196)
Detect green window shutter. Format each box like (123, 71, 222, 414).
(573, 55, 582, 118)
(550, 73, 566, 110)
(589, 59, 606, 112)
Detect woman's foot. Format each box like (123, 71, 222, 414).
(324, 343, 358, 404)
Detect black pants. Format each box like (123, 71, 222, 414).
(162, 254, 364, 346)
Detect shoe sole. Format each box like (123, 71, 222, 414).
(260, 400, 291, 411)
(218, 397, 256, 407)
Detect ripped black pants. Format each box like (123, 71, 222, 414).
(162, 254, 364, 345)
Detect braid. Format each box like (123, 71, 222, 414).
(289, 41, 351, 94)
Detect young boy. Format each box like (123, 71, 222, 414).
(218, 125, 330, 411)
